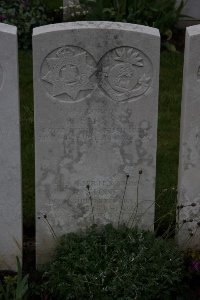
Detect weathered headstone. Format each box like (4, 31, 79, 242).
(177, 0, 200, 28)
(33, 22, 160, 265)
(0, 23, 22, 271)
(177, 25, 200, 249)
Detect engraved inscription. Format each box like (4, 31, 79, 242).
(98, 47, 153, 102)
(0, 64, 4, 90)
(41, 46, 97, 103)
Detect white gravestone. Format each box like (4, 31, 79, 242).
(177, 25, 200, 249)
(33, 22, 160, 265)
(177, 0, 200, 27)
(0, 24, 22, 271)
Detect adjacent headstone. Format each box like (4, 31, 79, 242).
(0, 23, 22, 271)
(177, 25, 200, 249)
(177, 0, 200, 28)
(33, 22, 160, 266)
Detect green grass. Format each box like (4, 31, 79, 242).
(156, 51, 183, 232)
(19, 51, 34, 229)
(19, 50, 183, 231)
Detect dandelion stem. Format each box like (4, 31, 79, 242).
(118, 174, 129, 228)
(42, 214, 57, 240)
(87, 185, 95, 224)
(127, 170, 142, 228)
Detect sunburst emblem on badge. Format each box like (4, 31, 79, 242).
(41, 46, 97, 102)
(98, 47, 153, 102)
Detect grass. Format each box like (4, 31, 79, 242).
(19, 50, 183, 231)
(19, 51, 34, 230)
(156, 51, 183, 231)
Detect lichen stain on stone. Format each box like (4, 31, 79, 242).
(183, 127, 200, 171)
(38, 93, 154, 232)
(178, 193, 200, 246)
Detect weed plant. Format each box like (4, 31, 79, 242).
(0, 258, 29, 300)
(42, 224, 184, 300)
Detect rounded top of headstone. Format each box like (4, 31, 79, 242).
(33, 21, 160, 37)
(0, 23, 17, 35)
(186, 24, 200, 36)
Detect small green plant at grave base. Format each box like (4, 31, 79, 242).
(0, 257, 29, 300)
(41, 224, 184, 300)
(0, 0, 50, 49)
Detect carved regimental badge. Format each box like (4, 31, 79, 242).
(41, 46, 153, 103)
(41, 46, 97, 102)
(98, 47, 153, 102)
